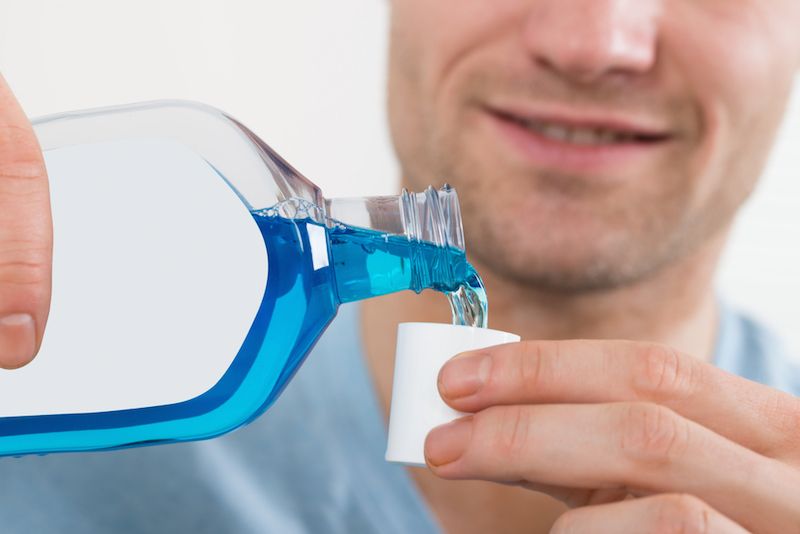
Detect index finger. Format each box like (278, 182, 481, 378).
(0, 74, 52, 368)
(438, 339, 800, 459)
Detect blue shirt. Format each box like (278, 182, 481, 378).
(0, 303, 797, 533)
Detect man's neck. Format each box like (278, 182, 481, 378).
(359, 228, 726, 534)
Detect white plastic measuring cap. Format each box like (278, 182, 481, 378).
(385, 322, 520, 467)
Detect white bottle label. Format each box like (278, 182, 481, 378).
(0, 138, 268, 416)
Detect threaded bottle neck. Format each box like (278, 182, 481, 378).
(398, 185, 464, 251)
(325, 184, 464, 252)
(325, 185, 468, 299)
(398, 185, 464, 294)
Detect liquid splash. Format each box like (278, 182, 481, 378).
(446, 265, 488, 329)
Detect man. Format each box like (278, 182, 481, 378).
(1, 0, 799, 532)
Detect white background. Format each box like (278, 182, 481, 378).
(1, 1, 799, 355)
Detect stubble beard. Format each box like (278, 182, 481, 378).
(426, 119, 736, 295)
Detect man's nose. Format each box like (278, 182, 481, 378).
(521, 0, 662, 83)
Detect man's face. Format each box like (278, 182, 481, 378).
(387, 0, 800, 291)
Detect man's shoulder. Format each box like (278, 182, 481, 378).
(714, 303, 800, 395)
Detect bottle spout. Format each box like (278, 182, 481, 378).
(325, 185, 465, 252)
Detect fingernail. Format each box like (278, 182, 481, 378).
(424, 416, 473, 467)
(439, 352, 491, 400)
(0, 314, 37, 368)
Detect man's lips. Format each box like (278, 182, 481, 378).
(482, 104, 674, 175)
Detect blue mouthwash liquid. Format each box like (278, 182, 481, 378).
(248, 208, 488, 416)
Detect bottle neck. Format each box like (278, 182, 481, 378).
(325, 185, 464, 252)
(325, 186, 469, 302)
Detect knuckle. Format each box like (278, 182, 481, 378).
(0, 244, 50, 288)
(517, 341, 547, 392)
(653, 494, 711, 534)
(635, 344, 697, 401)
(0, 125, 46, 182)
(0, 161, 48, 190)
(619, 403, 689, 466)
(488, 405, 533, 459)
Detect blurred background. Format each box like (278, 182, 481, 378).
(1, 0, 798, 356)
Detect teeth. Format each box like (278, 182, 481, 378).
(571, 128, 599, 145)
(517, 118, 636, 145)
(597, 129, 620, 143)
(540, 124, 570, 142)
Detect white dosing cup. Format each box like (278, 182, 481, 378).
(385, 322, 520, 467)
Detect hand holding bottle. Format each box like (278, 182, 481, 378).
(0, 74, 52, 369)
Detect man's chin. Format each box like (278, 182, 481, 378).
(469, 231, 671, 294)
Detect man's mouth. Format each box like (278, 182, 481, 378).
(482, 104, 674, 174)
(501, 114, 669, 146)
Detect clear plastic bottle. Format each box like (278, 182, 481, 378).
(0, 101, 486, 457)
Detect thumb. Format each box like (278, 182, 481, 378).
(0, 74, 52, 369)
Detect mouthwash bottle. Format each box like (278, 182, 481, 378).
(0, 101, 486, 458)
